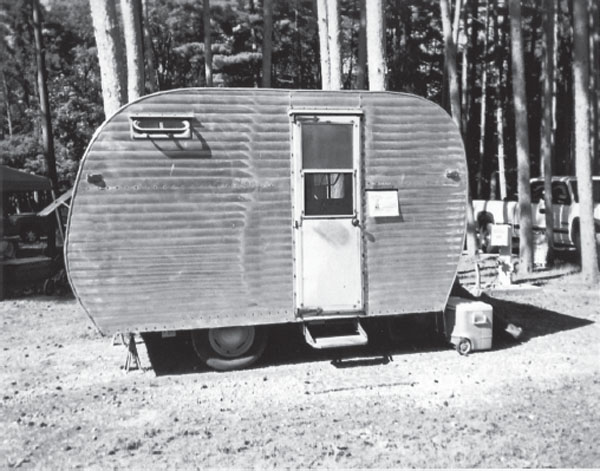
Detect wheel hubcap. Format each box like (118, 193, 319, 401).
(208, 326, 255, 358)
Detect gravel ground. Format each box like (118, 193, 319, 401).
(1, 254, 599, 469)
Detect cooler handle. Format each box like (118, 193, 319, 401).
(473, 314, 488, 325)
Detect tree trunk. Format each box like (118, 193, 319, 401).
(316, 0, 330, 89)
(32, 0, 58, 192)
(89, 0, 127, 116)
(494, 0, 507, 200)
(572, 0, 599, 283)
(590, 0, 600, 174)
(476, 0, 490, 198)
(508, 0, 533, 273)
(465, 0, 479, 149)
(356, 0, 367, 89)
(32, 0, 57, 255)
(441, 0, 477, 255)
(1, 70, 13, 138)
(541, 0, 556, 265)
(366, 0, 385, 91)
(460, 35, 468, 135)
(440, 0, 460, 128)
(327, 0, 342, 90)
(141, 0, 158, 92)
(261, 0, 273, 88)
(204, 0, 213, 87)
(452, 0, 462, 45)
(120, 0, 144, 101)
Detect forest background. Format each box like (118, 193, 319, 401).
(0, 0, 599, 278)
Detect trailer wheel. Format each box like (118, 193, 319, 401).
(191, 326, 268, 371)
(456, 337, 472, 356)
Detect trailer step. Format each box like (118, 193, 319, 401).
(303, 319, 368, 349)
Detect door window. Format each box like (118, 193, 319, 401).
(304, 173, 353, 216)
(301, 123, 353, 169)
(301, 121, 355, 218)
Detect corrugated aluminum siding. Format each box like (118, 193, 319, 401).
(66, 89, 466, 335)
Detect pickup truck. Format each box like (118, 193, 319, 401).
(472, 176, 600, 252)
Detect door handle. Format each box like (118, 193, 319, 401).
(351, 218, 360, 227)
(294, 220, 301, 229)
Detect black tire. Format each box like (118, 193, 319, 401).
(20, 225, 40, 243)
(456, 337, 472, 356)
(571, 221, 581, 255)
(191, 325, 268, 371)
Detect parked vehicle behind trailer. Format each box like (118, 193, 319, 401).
(65, 88, 468, 371)
(472, 176, 600, 253)
(1, 166, 53, 244)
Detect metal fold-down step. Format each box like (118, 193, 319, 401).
(303, 318, 369, 349)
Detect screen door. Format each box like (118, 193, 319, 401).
(292, 114, 363, 314)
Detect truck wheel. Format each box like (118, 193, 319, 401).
(572, 221, 581, 255)
(456, 337, 472, 356)
(191, 326, 268, 371)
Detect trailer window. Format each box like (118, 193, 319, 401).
(301, 123, 353, 169)
(304, 172, 353, 216)
(130, 115, 192, 139)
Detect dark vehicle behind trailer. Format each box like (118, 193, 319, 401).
(1, 166, 53, 243)
(65, 88, 468, 370)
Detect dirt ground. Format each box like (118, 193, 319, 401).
(1, 253, 599, 469)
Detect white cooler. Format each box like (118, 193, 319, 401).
(444, 297, 493, 355)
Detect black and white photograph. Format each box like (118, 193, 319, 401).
(1, 0, 599, 468)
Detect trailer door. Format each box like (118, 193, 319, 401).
(292, 114, 363, 314)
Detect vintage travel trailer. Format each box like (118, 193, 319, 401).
(65, 88, 467, 370)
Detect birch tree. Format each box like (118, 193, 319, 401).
(366, 0, 385, 91)
(508, 0, 533, 273)
(89, 0, 127, 116)
(120, 0, 144, 101)
(572, 0, 599, 282)
(316, 0, 330, 89)
(327, 0, 342, 90)
(316, 0, 341, 90)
